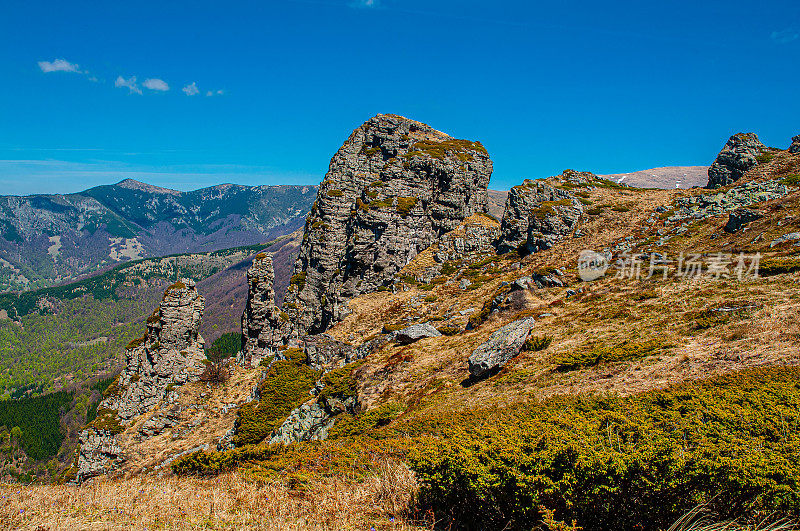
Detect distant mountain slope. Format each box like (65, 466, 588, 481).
(0, 236, 301, 394)
(598, 166, 708, 189)
(0, 180, 317, 292)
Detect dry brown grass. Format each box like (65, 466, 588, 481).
(0, 459, 426, 530)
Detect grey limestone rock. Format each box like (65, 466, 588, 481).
(790, 135, 800, 154)
(434, 214, 501, 264)
(75, 429, 124, 483)
(724, 208, 763, 233)
(496, 172, 585, 255)
(76, 280, 206, 483)
(707, 133, 767, 188)
(280, 114, 493, 338)
(241, 254, 292, 358)
(468, 317, 536, 377)
(395, 323, 442, 345)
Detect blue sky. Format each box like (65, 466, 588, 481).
(0, 0, 798, 195)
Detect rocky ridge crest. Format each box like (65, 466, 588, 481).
(280, 114, 493, 339)
(706, 133, 768, 188)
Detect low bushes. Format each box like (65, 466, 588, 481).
(232, 350, 321, 446)
(409, 367, 800, 530)
(555, 338, 663, 371)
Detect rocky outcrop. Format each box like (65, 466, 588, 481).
(434, 214, 501, 264)
(468, 317, 536, 378)
(241, 254, 291, 360)
(724, 208, 763, 233)
(281, 114, 493, 338)
(396, 323, 442, 345)
(706, 133, 767, 188)
(667, 180, 787, 223)
(76, 429, 124, 483)
(791, 135, 800, 154)
(496, 176, 584, 255)
(76, 280, 206, 483)
(104, 280, 206, 421)
(268, 394, 357, 445)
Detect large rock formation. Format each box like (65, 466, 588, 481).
(790, 135, 800, 154)
(76, 280, 206, 482)
(434, 214, 501, 264)
(706, 133, 767, 188)
(281, 114, 493, 338)
(241, 254, 291, 362)
(496, 175, 584, 255)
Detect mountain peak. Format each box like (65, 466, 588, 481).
(115, 179, 182, 196)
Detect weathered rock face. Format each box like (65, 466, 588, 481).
(396, 323, 442, 345)
(268, 395, 357, 445)
(434, 214, 501, 264)
(76, 428, 124, 483)
(667, 180, 787, 223)
(707, 133, 767, 188)
(724, 208, 763, 233)
(241, 254, 291, 359)
(76, 280, 206, 483)
(496, 176, 584, 255)
(281, 114, 493, 337)
(791, 135, 800, 154)
(105, 280, 206, 421)
(468, 317, 536, 377)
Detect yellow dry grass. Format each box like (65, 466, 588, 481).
(0, 459, 426, 530)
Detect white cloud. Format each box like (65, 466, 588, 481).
(771, 29, 799, 44)
(115, 76, 142, 95)
(350, 0, 378, 7)
(206, 89, 225, 96)
(182, 82, 200, 96)
(143, 78, 169, 91)
(38, 59, 81, 73)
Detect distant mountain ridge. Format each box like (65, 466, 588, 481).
(0, 179, 317, 292)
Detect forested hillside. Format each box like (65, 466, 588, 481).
(0, 238, 299, 395)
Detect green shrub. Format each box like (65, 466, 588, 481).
(382, 323, 405, 333)
(756, 151, 776, 164)
(408, 367, 800, 530)
(556, 339, 663, 371)
(233, 354, 321, 446)
(759, 257, 800, 275)
(436, 325, 461, 336)
(396, 197, 418, 216)
(87, 408, 124, 435)
(326, 189, 343, 198)
(523, 335, 552, 352)
(289, 272, 307, 291)
(328, 402, 404, 439)
(318, 361, 363, 401)
(781, 174, 800, 186)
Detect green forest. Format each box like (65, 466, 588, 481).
(0, 390, 73, 461)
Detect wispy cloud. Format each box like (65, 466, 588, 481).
(37, 58, 82, 73)
(182, 82, 200, 96)
(114, 75, 142, 95)
(143, 78, 169, 91)
(206, 89, 225, 97)
(771, 29, 799, 44)
(349, 0, 378, 7)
